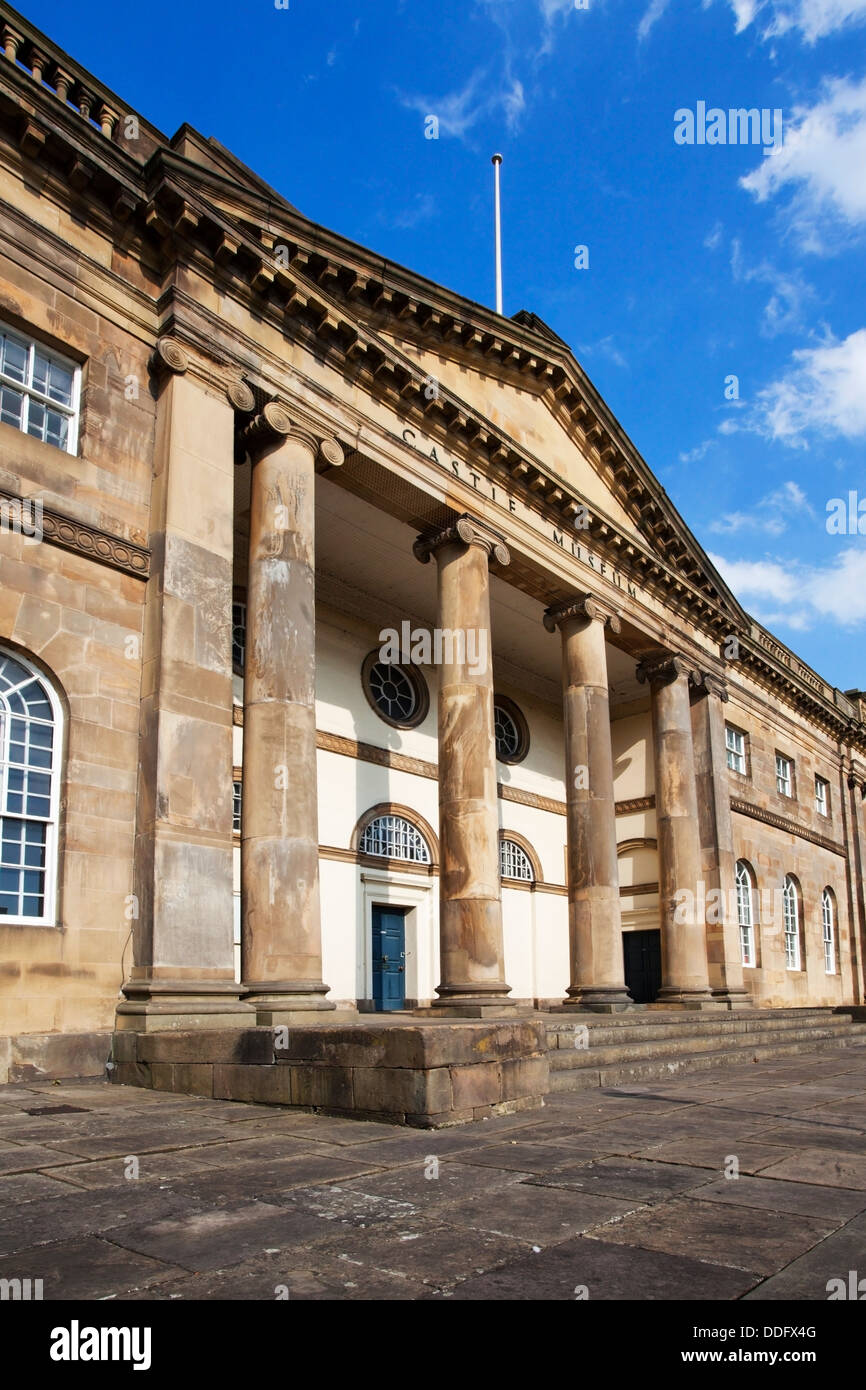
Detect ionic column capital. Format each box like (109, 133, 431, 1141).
(240, 400, 344, 468)
(148, 337, 189, 379)
(413, 513, 510, 568)
(694, 671, 730, 702)
(636, 653, 700, 687)
(226, 379, 256, 414)
(543, 593, 621, 635)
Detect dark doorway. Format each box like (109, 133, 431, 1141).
(623, 929, 662, 1004)
(372, 905, 407, 1012)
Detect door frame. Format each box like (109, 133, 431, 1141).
(359, 869, 435, 1011)
(371, 903, 408, 1012)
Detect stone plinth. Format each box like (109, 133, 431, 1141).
(109, 1018, 549, 1128)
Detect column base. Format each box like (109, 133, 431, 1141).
(116, 981, 254, 1033)
(243, 983, 341, 1028)
(652, 987, 729, 1011)
(416, 1002, 532, 1019)
(557, 986, 634, 1013)
(711, 989, 754, 1010)
(428, 984, 519, 1018)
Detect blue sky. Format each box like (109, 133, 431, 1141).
(26, 0, 866, 688)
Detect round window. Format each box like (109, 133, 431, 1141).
(493, 695, 529, 764)
(362, 652, 430, 730)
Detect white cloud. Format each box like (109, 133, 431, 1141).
(710, 546, 866, 627)
(704, 221, 724, 250)
(679, 439, 716, 462)
(386, 194, 437, 231)
(728, 0, 866, 41)
(578, 335, 629, 368)
(638, 0, 673, 40)
(398, 57, 526, 141)
(740, 76, 866, 245)
(708, 479, 815, 534)
(751, 329, 866, 444)
(730, 240, 817, 337)
(398, 70, 491, 141)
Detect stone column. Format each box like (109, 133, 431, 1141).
(690, 673, 750, 1007)
(414, 515, 513, 1015)
(844, 765, 866, 1005)
(119, 341, 251, 1030)
(637, 655, 716, 1007)
(544, 596, 631, 1011)
(240, 402, 344, 1025)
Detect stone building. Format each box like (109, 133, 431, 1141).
(0, 8, 864, 1112)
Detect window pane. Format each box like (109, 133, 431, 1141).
(43, 409, 69, 450)
(1, 335, 27, 384)
(33, 353, 74, 406)
(0, 385, 23, 428)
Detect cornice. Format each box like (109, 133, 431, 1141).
(730, 797, 846, 858)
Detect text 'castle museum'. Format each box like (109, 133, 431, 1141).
(0, 5, 864, 1121)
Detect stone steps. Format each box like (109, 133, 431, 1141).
(544, 1008, 866, 1092)
(546, 1010, 852, 1049)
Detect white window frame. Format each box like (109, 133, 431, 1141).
(500, 838, 534, 883)
(776, 754, 793, 798)
(735, 860, 756, 968)
(725, 725, 747, 775)
(815, 776, 829, 818)
(359, 815, 431, 865)
(232, 780, 242, 836)
(0, 649, 63, 926)
(822, 889, 836, 975)
(783, 876, 800, 971)
(0, 322, 80, 455)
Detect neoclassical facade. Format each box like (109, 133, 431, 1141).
(0, 8, 864, 1088)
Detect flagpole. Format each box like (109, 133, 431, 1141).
(492, 153, 503, 315)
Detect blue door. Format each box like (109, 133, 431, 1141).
(372, 906, 406, 1012)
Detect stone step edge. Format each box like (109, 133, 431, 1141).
(549, 1035, 866, 1090)
(548, 1024, 866, 1069)
(546, 1019, 866, 1053)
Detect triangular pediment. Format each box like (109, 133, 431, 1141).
(147, 137, 749, 636)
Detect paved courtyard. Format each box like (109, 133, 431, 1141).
(1, 1051, 865, 1301)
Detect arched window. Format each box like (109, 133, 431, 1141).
(783, 875, 801, 970)
(0, 649, 62, 923)
(736, 860, 756, 968)
(359, 814, 431, 864)
(500, 837, 534, 882)
(822, 888, 836, 975)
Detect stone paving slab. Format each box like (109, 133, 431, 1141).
(438, 1182, 642, 1243)
(1, 1054, 866, 1299)
(114, 1250, 430, 1300)
(758, 1148, 866, 1189)
(749, 1119, 866, 1153)
(587, 1196, 836, 1275)
(630, 1137, 801, 1173)
(527, 1156, 716, 1202)
(0, 1234, 185, 1300)
(429, 1234, 763, 1300)
(743, 1212, 866, 1300)
(682, 1173, 866, 1220)
(334, 1160, 531, 1212)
